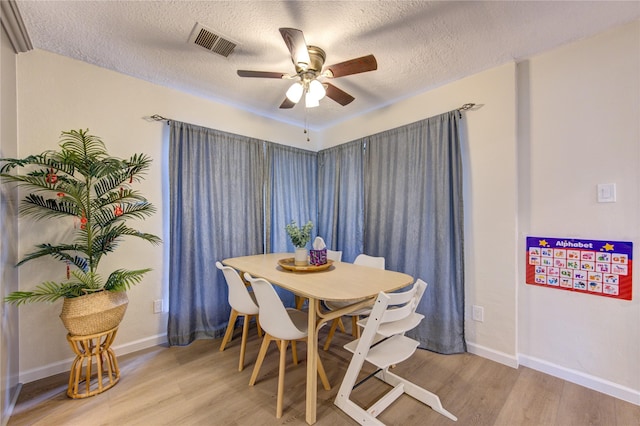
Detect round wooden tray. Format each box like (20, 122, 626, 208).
(278, 258, 334, 272)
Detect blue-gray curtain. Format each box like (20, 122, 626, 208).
(265, 142, 318, 253)
(168, 121, 265, 345)
(264, 142, 318, 306)
(363, 111, 465, 353)
(317, 140, 364, 263)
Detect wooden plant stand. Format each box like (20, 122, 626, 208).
(66, 326, 120, 399)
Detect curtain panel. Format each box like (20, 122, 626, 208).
(363, 111, 466, 353)
(265, 142, 318, 254)
(316, 140, 365, 263)
(168, 122, 265, 345)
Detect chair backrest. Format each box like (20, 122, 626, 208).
(215, 262, 259, 315)
(354, 253, 385, 269)
(327, 249, 343, 262)
(359, 279, 428, 338)
(243, 273, 307, 340)
(380, 279, 427, 324)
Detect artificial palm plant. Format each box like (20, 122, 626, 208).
(2, 129, 161, 305)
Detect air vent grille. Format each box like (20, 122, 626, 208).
(194, 28, 219, 50)
(189, 23, 238, 58)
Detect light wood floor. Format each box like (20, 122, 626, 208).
(8, 323, 640, 426)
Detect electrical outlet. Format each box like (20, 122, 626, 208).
(472, 305, 484, 322)
(153, 299, 163, 314)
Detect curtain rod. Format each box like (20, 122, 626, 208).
(150, 103, 476, 124)
(150, 114, 170, 124)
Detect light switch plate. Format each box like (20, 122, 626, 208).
(597, 183, 616, 203)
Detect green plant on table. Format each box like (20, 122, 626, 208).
(285, 220, 313, 248)
(1, 129, 162, 305)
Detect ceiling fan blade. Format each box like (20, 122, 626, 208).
(325, 54, 377, 78)
(237, 70, 285, 78)
(325, 83, 355, 106)
(279, 98, 296, 109)
(279, 28, 311, 69)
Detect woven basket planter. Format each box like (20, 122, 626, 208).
(60, 291, 129, 336)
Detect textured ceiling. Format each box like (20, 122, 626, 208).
(15, 1, 640, 130)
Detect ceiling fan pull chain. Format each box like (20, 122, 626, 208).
(304, 109, 310, 142)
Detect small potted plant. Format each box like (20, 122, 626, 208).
(1, 129, 161, 336)
(285, 220, 313, 266)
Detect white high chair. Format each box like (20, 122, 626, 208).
(244, 273, 331, 419)
(334, 279, 457, 424)
(215, 261, 262, 371)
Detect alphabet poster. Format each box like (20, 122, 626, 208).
(526, 236, 633, 300)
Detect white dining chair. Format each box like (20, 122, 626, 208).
(334, 279, 457, 424)
(244, 273, 331, 419)
(323, 254, 385, 350)
(326, 249, 342, 262)
(215, 261, 262, 372)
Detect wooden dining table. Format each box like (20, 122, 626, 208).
(222, 252, 414, 425)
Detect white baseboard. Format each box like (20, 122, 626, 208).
(519, 354, 640, 406)
(18, 333, 167, 384)
(113, 333, 168, 356)
(466, 342, 519, 368)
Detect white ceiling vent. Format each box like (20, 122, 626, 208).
(188, 23, 237, 57)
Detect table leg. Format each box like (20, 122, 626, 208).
(306, 297, 318, 425)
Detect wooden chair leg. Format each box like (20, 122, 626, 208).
(323, 318, 340, 351)
(239, 314, 250, 371)
(352, 316, 360, 338)
(249, 334, 272, 386)
(337, 317, 346, 333)
(276, 339, 289, 418)
(291, 340, 298, 365)
(220, 309, 239, 351)
(255, 315, 263, 337)
(317, 353, 331, 390)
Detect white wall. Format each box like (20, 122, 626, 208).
(517, 20, 640, 404)
(14, 49, 307, 382)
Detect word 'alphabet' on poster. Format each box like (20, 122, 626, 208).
(526, 236, 633, 300)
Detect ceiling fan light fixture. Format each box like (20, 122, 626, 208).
(286, 82, 304, 103)
(305, 92, 320, 108)
(308, 79, 326, 101)
(237, 28, 377, 110)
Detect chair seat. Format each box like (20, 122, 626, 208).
(357, 312, 424, 338)
(344, 334, 419, 369)
(324, 300, 372, 316)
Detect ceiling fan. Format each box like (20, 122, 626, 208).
(237, 28, 377, 109)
